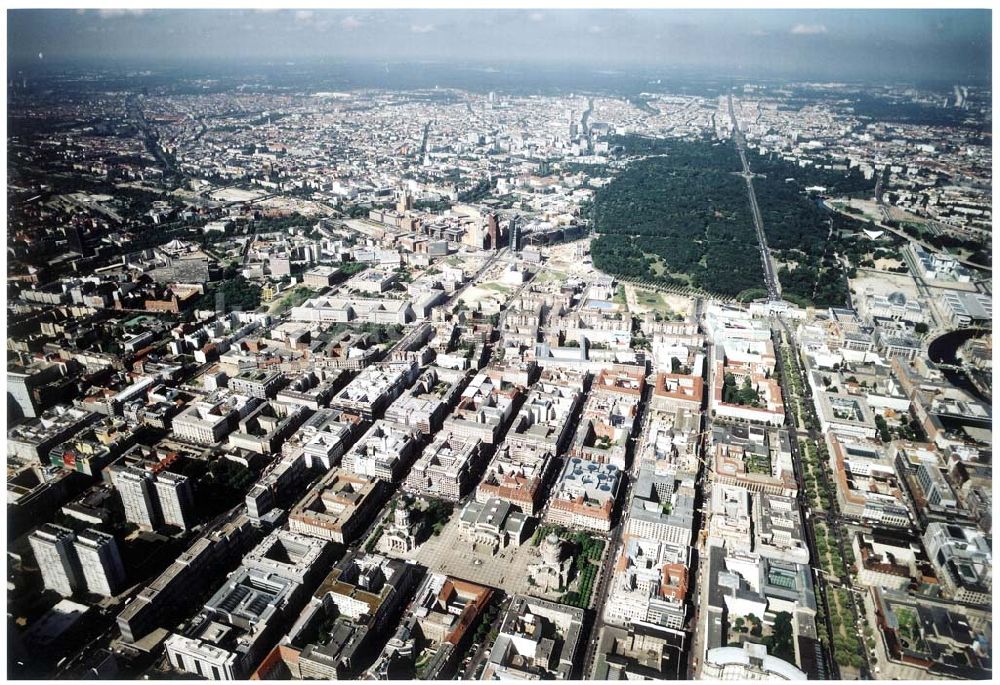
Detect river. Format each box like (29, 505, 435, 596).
(927, 329, 991, 402)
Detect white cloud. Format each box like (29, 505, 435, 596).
(98, 9, 147, 18)
(294, 10, 314, 23)
(529, 12, 544, 22)
(587, 25, 603, 34)
(791, 23, 827, 35)
(410, 23, 435, 33)
(341, 16, 362, 30)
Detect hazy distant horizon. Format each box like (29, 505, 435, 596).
(7, 9, 992, 85)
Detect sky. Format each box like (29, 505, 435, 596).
(7, 9, 992, 83)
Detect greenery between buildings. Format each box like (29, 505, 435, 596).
(531, 525, 606, 608)
(829, 587, 866, 669)
(271, 285, 313, 313)
(364, 525, 384, 553)
(473, 598, 502, 646)
(722, 373, 763, 407)
(774, 330, 869, 673)
(192, 276, 262, 312)
(765, 611, 796, 664)
(418, 498, 454, 537)
(338, 261, 369, 277)
(252, 212, 309, 233)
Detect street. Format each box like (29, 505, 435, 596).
(578, 377, 653, 677)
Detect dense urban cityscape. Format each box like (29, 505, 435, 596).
(6, 8, 993, 682)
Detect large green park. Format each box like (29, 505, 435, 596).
(589, 135, 884, 306)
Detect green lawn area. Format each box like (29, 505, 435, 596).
(644, 254, 694, 286)
(339, 261, 369, 277)
(894, 606, 928, 653)
(737, 287, 769, 303)
(480, 282, 512, 293)
(813, 522, 838, 577)
(779, 346, 803, 394)
(416, 498, 454, 537)
(814, 522, 866, 669)
(364, 525, 384, 553)
(269, 285, 314, 314)
(746, 454, 772, 475)
(774, 336, 868, 672)
(633, 288, 675, 315)
(776, 344, 829, 509)
(535, 270, 567, 284)
(612, 285, 628, 307)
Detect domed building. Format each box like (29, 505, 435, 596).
(383, 496, 422, 553)
(528, 533, 572, 593)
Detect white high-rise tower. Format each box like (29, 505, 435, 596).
(28, 524, 82, 596)
(111, 466, 159, 530)
(73, 528, 126, 597)
(154, 471, 195, 531)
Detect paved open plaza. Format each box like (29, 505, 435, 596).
(381, 510, 564, 601)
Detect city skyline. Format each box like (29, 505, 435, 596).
(6, 5, 992, 682)
(8, 8, 992, 83)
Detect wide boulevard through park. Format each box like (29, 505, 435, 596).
(728, 93, 782, 302)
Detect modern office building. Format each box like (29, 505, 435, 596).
(155, 471, 196, 530)
(477, 441, 553, 516)
(546, 457, 621, 532)
(342, 420, 421, 483)
(109, 464, 195, 532)
(261, 552, 421, 680)
(367, 573, 492, 679)
(626, 468, 696, 547)
(228, 370, 285, 399)
(171, 400, 238, 445)
(73, 528, 126, 597)
(702, 643, 807, 680)
(921, 523, 992, 606)
(591, 623, 681, 679)
(604, 536, 689, 631)
(483, 594, 586, 680)
(115, 515, 257, 646)
(28, 523, 83, 597)
(288, 468, 386, 544)
(110, 466, 159, 530)
(938, 291, 992, 327)
(330, 362, 419, 421)
(164, 530, 331, 680)
(404, 432, 484, 501)
(8, 404, 98, 463)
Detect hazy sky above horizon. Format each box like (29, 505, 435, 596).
(8, 8, 992, 82)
